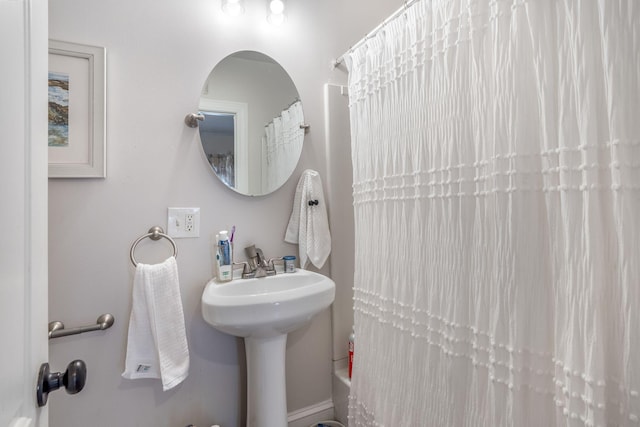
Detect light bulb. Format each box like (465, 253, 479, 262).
(267, 11, 285, 26)
(222, 0, 244, 17)
(267, 0, 285, 26)
(269, 0, 285, 14)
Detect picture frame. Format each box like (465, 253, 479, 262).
(48, 40, 106, 178)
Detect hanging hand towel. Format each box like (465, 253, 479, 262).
(285, 169, 332, 268)
(122, 256, 189, 391)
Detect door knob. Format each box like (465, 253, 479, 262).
(36, 359, 87, 407)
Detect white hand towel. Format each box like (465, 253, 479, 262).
(285, 169, 332, 268)
(122, 256, 189, 391)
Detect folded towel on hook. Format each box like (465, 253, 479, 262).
(285, 169, 332, 268)
(122, 256, 189, 391)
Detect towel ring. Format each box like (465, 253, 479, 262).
(130, 226, 178, 267)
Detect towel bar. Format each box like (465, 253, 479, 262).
(130, 226, 178, 267)
(49, 313, 115, 339)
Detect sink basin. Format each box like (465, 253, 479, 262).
(201, 269, 335, 427)
(202, 268, 335, 338)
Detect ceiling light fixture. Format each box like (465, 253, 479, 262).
(267, 0, 286, 26)
(222, 0, 245, 17)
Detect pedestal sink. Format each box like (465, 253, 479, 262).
(201, 269, 335, 427)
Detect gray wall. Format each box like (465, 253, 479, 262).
(48, 0, 399, 426)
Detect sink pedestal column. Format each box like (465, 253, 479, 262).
(245, 334, 288, 427)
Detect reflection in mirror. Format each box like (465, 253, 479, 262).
(198, 51, 304, 196)
(200, 112, 235, 187)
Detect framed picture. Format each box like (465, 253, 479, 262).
(48, 40, 106, 178)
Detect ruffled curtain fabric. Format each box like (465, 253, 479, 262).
(261, 100, 305, 193)
(208, 152, 234, 188)
(346, 1, 640, 426)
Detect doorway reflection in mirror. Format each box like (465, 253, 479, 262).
(200, 112, 236, 187)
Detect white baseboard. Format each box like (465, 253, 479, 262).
(287, 399, 335, 427)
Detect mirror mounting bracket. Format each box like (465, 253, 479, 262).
(184, 113, 205, 128)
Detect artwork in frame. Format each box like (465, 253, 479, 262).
(48, 40, 106, 178)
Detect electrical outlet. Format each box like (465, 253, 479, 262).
(167, 207, 200, 238)
(185, 214, 195, 232)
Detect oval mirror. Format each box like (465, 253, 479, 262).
(198, 51, 305, 196)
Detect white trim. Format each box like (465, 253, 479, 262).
(29, 0, 50, 423)
(332, 366, 350, 426)
(0, 0, 48, 425)
(287, 399, 334, 427)
(333, 365, 351, 389)
(198, 98, 249, 193)
(9, 418, 33, 427)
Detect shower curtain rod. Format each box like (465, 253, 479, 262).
(263, 98, 302, 127)
(332, 0, 421, 68)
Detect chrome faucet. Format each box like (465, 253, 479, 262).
(242, 245, 277, 278)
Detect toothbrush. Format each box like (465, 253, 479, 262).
(230, 225, 236, 243)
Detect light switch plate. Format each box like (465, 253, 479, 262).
(167, 207, 200, 238)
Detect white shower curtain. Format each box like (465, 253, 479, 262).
(346, 1, 639, 426)
(261, 100, 305, 193)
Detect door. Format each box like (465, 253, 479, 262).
(0, 0, 49, 426)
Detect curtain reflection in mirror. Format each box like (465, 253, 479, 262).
(200, 111, 237, 188)
(261, 100, 304, 193)
(208, 152, 235, 187)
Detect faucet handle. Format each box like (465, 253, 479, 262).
(267, 257, 284, 266)
(244, 245, 259, 270)
(233, 261, 254, 279)
(244, 245, 258, 259)
(266, 257, 284, 274)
